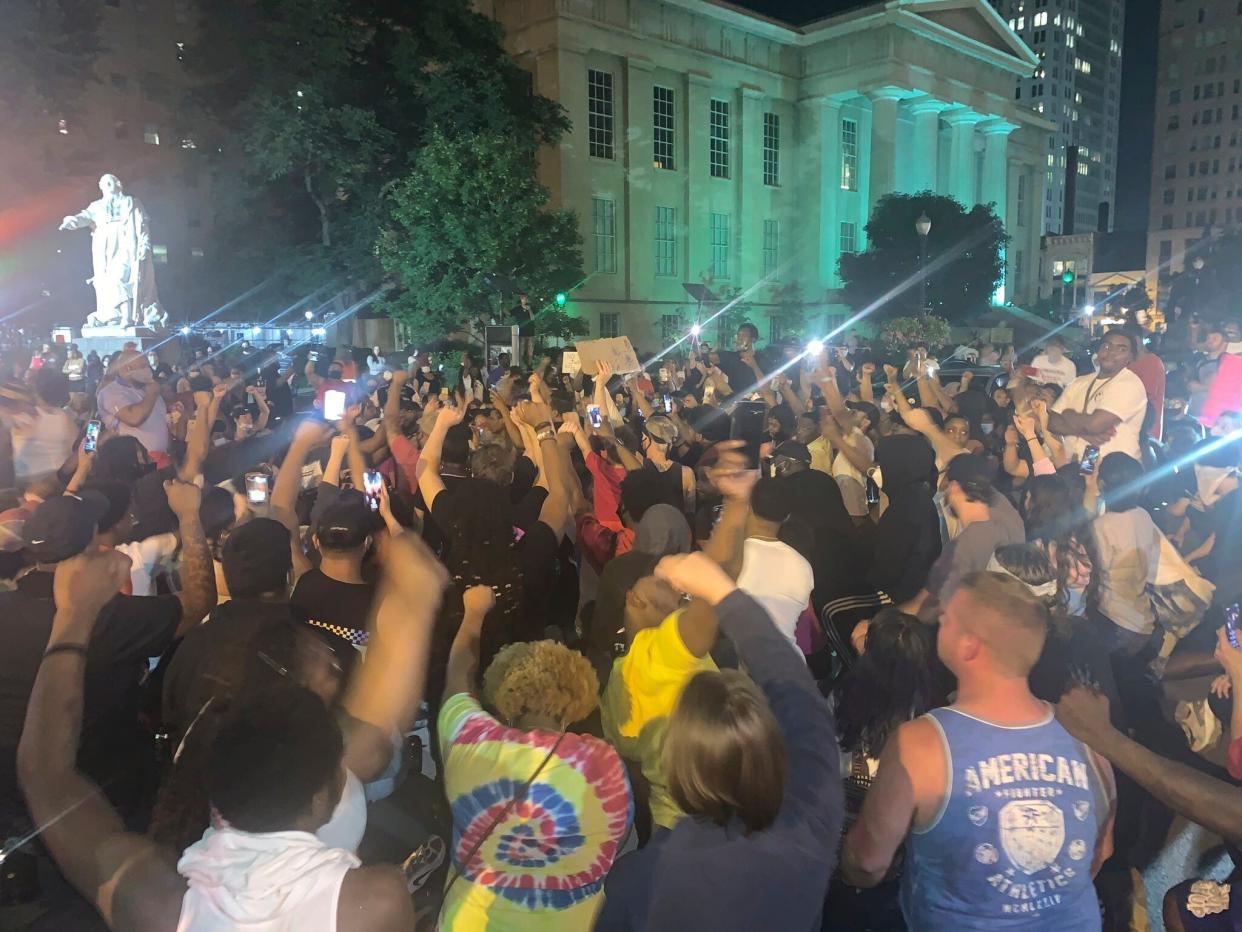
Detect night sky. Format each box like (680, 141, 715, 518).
(731, 0, 1160, 233)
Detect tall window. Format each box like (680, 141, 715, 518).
(762, 219, 779, 277)
(839, 221, 857, 255)
(592, 197, 616, 274)
(654, 206, 676, 277)
(709, 99, 730, 179)
(653, 86, 675, 170)
(841, 119, 858, 191)
(143, 124, 160, 145)
(588, 69, 614, 160)
(762, 112, 780, 186)
(710, 212, 730, 279)
(600, 313, 620, 338)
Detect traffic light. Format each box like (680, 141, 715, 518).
(554, 292, 567, 307)
(1061, 270, 1075, 284)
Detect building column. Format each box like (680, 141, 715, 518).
(686, 74, 711, 285)
(980, 119, 1019, 217)
(867, 86, 904, 214)
(904, 97, 950, 194)
(943, 108, 985, 207)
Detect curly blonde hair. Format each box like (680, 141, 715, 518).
(482, 640, 600, 726)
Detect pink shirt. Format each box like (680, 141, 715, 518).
(388, 434, 420, 494)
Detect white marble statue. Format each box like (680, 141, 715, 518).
(59, 174, 167, 329)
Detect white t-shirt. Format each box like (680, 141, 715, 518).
(1030, 352, 1079, 389)
(736, 537, 814, 646)
(1052, 368, 1148, 462)
(10, 406, 78, 479)
(1091, 508, 1161, 635)
(832, 428, 874, 518)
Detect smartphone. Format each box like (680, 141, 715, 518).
(865, 470, 882, 507)
(83, 419, 101, 453)
(760, 456, 775, 479)
(254, 376, 266, 389)
(1227, 602, 1240, 649)
(663, 393, 673, 413)
(729, 401, 768, 468)
(587, 404, 603, 428)
(308, 350, 320, 363)
(1080, 444, 1101, 476)
(323, 388, 347, 422)
(245, 472, 270, 505)
(362, 469, 383, 512)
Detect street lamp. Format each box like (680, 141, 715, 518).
(915, 212, 932, 312)
(1193, 256, 1205, 271)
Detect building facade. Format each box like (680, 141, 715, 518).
(989, 0, 1125, 236)
(1038, 230, 1146, 313)
(490, 0, 1053, 352)
(1145, 0, 1242, 308)
(1, 0, 209, 327)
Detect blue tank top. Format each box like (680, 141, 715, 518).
(901, 706, 1107, 931)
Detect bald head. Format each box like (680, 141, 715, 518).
(111, 348, 153, 384)
(940, 572, 1047, 678)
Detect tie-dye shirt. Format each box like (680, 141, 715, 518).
(437, 693, 633, 930)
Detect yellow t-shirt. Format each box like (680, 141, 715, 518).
(600, 610, 717, 829)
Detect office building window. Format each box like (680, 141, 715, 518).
(841, 119, 858, 191)
(191, 247, 205, 259)
(600, 313, 619, 338)
(654, 206, 676, 277)
(153, 244, 168, 263)
(653, 86, 675, 170)
(710, 212, 730, 279)
(709, 99, 730, 178)
(143, 124, 160, 145)
(592, 197, 616, 274)
(762, 219, 779, 277)
(840, 221, 858, 255)
(1162, 214, 1174, 229)
(762, 112, 780, 186)
(587, 69, 614, 160)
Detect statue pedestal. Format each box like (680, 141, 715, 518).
(74, 325, 169, 358)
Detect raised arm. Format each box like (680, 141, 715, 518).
(416, 405, 465, 513)
(17, 550, 187, 930)
(893, 390, 964, 467)
(248, 386, 271, 433)
(342, 530, 449, 781)
(701, 440, 758, 579)
(272, 419, 329, 516)
(113, 381, 161, 428)
(489, 392, 525, 450)
(165, 479, 217, 633)
(516, 399, 570, 540)
(177, 390, 215, 482)
(858, 362, 876, 404)
(445, 585, 496, 699)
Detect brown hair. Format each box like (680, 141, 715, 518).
(664, 669, 787, 834)
(482, 640, 599, 726)
(954, 571, 1048, 677)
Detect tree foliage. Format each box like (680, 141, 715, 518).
(379, 130, 581, 344)
(838, 193, 1008, 323)
(0, 0, 100, 126)
(189, 0, 578, 313)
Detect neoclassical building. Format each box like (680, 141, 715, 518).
(486, 0, 1053, 350)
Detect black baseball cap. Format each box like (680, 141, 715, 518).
(314, 493, 379, 551)
(22, 491, 110, 563)
(771, 440, 812, 466)
(944, 453, 993, 486)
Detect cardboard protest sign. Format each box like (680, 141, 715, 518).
(575, 336, 641, 375)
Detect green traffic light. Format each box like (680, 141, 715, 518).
(1061, 270, 1074, 284)
(555, 292, 567, 307)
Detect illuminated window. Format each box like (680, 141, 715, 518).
(653, 86, 675, 170)
(710, 212, 730, 279)
(762, 112, 780, 186)
(1033, 11, 1048, 26)
(709, 99, 730, 179)
(57, 118, 68, 135)
(654, 206, 676, 277)
(191, 247, 205, 259)
(180, 137, 196, 149)
(841, 119, 858, 190)
(587, 69, 614, 160)
(762, 219, 779, 276)
(839, 221, 857, 255)
(591, 197, 616, 273)
(144, 124, 160, 145)
(153, 245, 168, 263)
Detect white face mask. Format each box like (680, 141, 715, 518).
(981, 422, 995, 435)
(421, 365, 431, 373)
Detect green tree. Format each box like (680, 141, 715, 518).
(838, 192, 1008, 323)
(188, 0, 573, 312)
(379, 130, 582, 346)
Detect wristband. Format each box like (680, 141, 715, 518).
(43, 643, 89, 662)
(536, 428, 557, 443)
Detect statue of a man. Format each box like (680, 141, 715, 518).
(59, 174, 165, 329)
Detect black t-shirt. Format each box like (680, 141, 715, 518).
(290, 569, 376, 645)
(0, 572, 182, 836)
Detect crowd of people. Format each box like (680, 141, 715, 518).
(0, 311, 1239, 932)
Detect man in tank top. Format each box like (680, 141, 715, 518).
(842, 571, 1115, 930)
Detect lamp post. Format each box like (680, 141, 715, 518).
(915, 212, 932, 312)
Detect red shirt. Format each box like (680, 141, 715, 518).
(388, 434, 420, 495)
(1128, 353, 1166, 441)
(586, 451, 626, 520)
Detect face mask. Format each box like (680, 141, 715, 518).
(421, 366, 431, 373)
(981, 422, 995, 435)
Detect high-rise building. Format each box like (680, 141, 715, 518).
(490, 0, 1053, 351)
(989, 0, 1125, 236)
(1145, 0, 1242, 305)
(1, 0, 210, 327)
